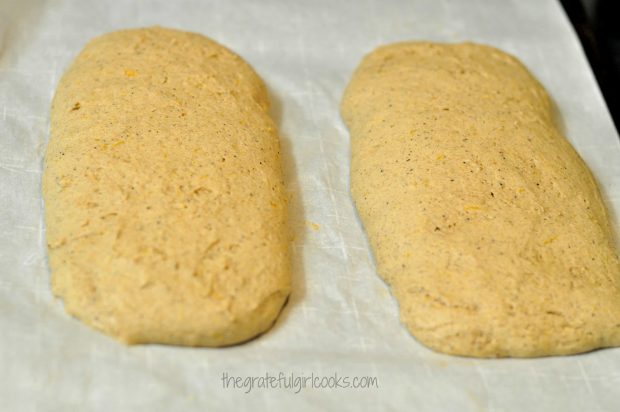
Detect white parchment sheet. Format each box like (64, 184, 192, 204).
(2, 0, 620, 410)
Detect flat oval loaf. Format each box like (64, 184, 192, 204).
(341, 42, 620, 357)
(43, 27, 291, 346)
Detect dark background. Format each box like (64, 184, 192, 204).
(561, 0, 620, 130)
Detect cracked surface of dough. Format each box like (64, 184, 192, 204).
(43, 27, 291, 346)
(342, 42, 620, 357)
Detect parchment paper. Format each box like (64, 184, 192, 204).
(2, 0, 620, 410)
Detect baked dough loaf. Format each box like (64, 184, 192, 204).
(341, 42, 620, 357)
(43, 27, 291, 346)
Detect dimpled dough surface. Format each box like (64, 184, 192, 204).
(341, 42, 620, 357)
(43, 27, 291, 346)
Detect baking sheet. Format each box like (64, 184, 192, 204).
(2, 0, 620, 410)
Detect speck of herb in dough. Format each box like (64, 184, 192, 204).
(434, 226, 441, 231)
(71, 102, 81, 111)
